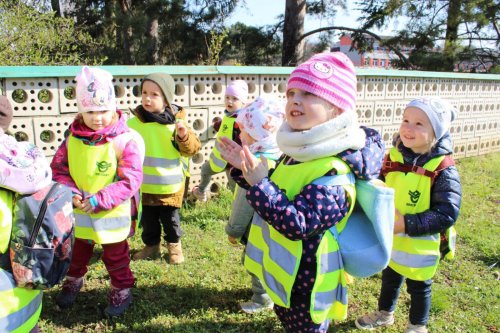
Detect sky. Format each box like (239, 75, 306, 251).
(226, 1, 394, 42)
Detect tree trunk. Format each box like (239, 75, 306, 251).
(118, 0, 135, 64)
(282, 0, 306, 66)
(443, 0, 461, 70)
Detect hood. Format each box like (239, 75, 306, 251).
(338, 126, 385, 180)
(69, 110, 129, 144)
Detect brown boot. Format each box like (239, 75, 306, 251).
(132, 244, 161, 260)
(167, 242, 185, 264)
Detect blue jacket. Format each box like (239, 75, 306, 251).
(232, 126, 385, 299)
(386, 133, 462, 236)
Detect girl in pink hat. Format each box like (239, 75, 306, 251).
(51, 66, 144, 317)
(219, 52, 385, 332)
(192, 79, 248, 202)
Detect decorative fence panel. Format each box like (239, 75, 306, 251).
(1, 66, 499, 193)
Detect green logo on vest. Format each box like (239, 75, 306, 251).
(221, 124, 229, 133)
(96, 161, 112, 174)
(408, 190, 420, 205)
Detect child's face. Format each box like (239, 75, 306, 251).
(285, 88, 340, 131)
(239, 127, 256, 147)
(81, 110, 115, 131)
(225, 95, 244, 113)
(400, 107, 435, 154)
(142, 80, 168, 114)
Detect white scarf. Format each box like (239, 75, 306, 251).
(276, 110, 366, 162)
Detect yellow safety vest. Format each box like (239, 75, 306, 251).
(244, 156, 355, 323)
(209, 116, 236, 172)
(0, 189, 42, 333)
(128, 117, 184, 194)
(68, 135, 131, 244)
(386, 148, 444, 281)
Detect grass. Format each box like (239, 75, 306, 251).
(39, 153, 500, 332)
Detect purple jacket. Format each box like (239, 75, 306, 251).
(51, 111, 143, 215)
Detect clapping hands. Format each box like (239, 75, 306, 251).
(218, 137, 269, 186)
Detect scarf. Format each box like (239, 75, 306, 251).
(133, 105, 176, 125)
(276, 110, 366, 162)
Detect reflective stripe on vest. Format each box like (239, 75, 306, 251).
(68, 135, 131, 244)
(0, 190, 13, 254)
(127, 117, 184, 194)
(209, 116, 236, 172)
(386, 148, 444, 280)
(0, 269, 42, 333)
(244, 156, 353, 323)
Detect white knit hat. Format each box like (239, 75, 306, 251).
(76, 66, 116, 113)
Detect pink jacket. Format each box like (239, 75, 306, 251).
(51, 111, 143, 215)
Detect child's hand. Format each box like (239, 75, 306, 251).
(227, 235, 239, 245)
(219, 136, 243, 169)
(72, 194, 83, 209)
(241, 146, 268, 186)
(176, 120, 188, 140)
(80, 198, 95, 214)
(393, 209, 405, 234)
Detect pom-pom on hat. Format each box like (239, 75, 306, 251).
(225, 80, 248, 104)
(0, 96, 13, 131)
(406, 97, 457, 140)
(287, 52, 357, 112)
(76, 66, 116, 113)
(141, 73, 175, 104)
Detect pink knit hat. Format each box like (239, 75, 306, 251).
(225, 80, 248, 104)
(287, 52, 357, 112)
(75, 66, 116, 113)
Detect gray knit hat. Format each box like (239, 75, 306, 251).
(0, 96, 13, 131)
(406, 97, 457, 140)
(141, 73, 175, 104)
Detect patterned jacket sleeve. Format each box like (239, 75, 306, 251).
(246, 177, 351, 241)
(50, 139, 82, 196)
(91, 139, 143, 213)
(404, 165, 462, 236)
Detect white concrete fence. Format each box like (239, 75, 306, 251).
(1, 66, 499, 192)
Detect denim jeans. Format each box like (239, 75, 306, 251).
(378, 266, 432, 325)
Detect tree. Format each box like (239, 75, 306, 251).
(222, 23, 282, 65)
(355, 0, 500, 71)
(47, 0, 240, 65)
(0, 2, 105, 65)
(282, 0, 347, 66)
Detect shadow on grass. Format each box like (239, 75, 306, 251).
(42, 283, 271, 331)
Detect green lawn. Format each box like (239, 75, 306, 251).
(39, 153, 500, 332)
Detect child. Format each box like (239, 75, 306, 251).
(51, 67, 144, 317)
(0, 96, 52, 333)
(355, 98, 462, 333)
(192, 79, 248, 202)
(129, 72, 200, 264)
(224, 96, 285, 314)
(219, 52, 385, 332)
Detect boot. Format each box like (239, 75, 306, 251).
(104, 286, 132, 317)
(167, 242, 185, 264)
(55, 276, 84, 309)
(132, 244, 161, 260)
